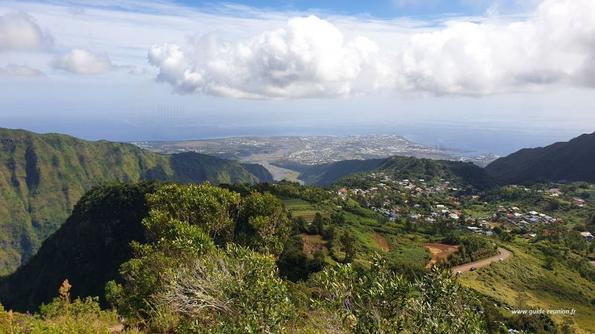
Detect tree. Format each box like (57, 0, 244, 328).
(340, 231, 356, 263)
(237, 191, 291, 256)
(331, 212, 346, 225)
(312, 212, 325, 235)
(146, 183, 241, 244)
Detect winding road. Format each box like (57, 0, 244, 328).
(452, 247, 512, 273)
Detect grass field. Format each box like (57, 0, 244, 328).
(458, 240, 595, 333)
(283, 198, 323, 222)
(283, 197, 404, 262)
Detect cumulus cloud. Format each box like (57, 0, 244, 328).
(395, 0, 595, 95)
(52, 49, 113, 75)
(0, 12, 53, 52)
(148, 0, 595, 98)
(0, 64, 45, 77)
(149, 16, 393, 98)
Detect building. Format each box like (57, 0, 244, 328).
(579, 231, 594, 242)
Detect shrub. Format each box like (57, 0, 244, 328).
(157, 245, 295, 333)
(311, 257, 486, 333)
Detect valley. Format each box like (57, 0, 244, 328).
(2, 1, 594, 332)
(0, 129, 593, 333)
(133, 135, 498, 183)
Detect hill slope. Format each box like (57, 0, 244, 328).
(297, 158, 385, 185)
(486, 132, 595, 184)
(0, 128, 271, 275)
(0, 183, 154, 312)
(298, 156, 495, 189)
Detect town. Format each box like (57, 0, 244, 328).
(332, 172, 594, 242)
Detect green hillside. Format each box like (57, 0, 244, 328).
(0, 128, 271, 275)
(0, 183, 155, 311)
(486, 132, 595, 184)
(297, 156, 495, 190)
(1, 180, 592, 333)
(294, 158, 385, 185)
(0, 182, 490, 333)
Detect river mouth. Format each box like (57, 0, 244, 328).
(241, 152, 303, 184)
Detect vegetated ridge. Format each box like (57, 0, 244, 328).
(0, 128, 272, 275)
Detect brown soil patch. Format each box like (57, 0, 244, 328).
(373, 233, 390, 252)
(301, 234, 327, 256)
(109, 324, 124, 333)
(424, 243, 459, 268)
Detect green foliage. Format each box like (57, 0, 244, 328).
(146, 183, 241, 244)
(236, 191, 291, 256)
(0, 182, 156, 312)
(107, 183, 296, 332)
(339, 230, 357, 263)
(448, 234, 498, 266)
(507, 314, 559, 334)
(159, 244, 295, 333)
(312, 257, 486, 333)
(334, 156, 496, 190)
(6, 178, 592, 332)
(107, 184, 231, 326)
(0, 128, 270, 275)
(0, 280, 130, 334)
(277, 235, 324, 282)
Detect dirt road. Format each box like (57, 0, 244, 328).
(452, 247, 512, 273)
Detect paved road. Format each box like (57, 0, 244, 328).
(452, 248, 512, 273)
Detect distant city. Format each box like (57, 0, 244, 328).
(133, 135, 498, 181)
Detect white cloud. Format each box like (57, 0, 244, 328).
(395, 0, 595, 95)
(52, 48, 113, 75)
(0, 12, 53, 52)
(149, 16, 394, 98)
(0, 64, 45, 77)
(2, 0, 595, 98)
(147, 0, 595, 98)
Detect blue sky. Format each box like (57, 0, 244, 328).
(0, 0, 594, 155)
(171, 0, 527, 18)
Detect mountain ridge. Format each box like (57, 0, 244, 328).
(0, 128, 272, 275)
(296, 156, 495, 189)
(486, 132, 595, 184)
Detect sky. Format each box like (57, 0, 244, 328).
(1, 0, 595, 155)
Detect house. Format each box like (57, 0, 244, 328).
(579, 231, 594, 241)
(337, 188, 348, 199)
(388, 211, 398, 222)
(573, 198, 586, 207)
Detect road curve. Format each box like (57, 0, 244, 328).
(452, 247, 512, 274)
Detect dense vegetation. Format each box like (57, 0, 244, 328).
(486, 132, 595, 184)
(0, 128, 272, 275)
(0, 182, 488, 333)
(284, 159, 385, 186)
(1, 131, 595, 333)
(0, 183, 156, 311)
(295, 156, 495, 190)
